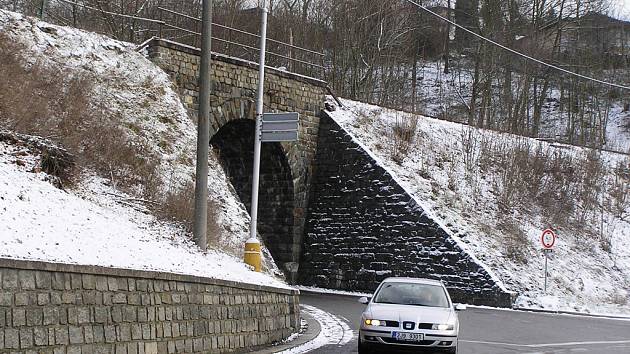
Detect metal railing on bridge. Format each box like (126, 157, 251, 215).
(156, 7, 325, 79)
(43, 1, 325, 79)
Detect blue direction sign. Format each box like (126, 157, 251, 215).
(261, 112, 299, 142)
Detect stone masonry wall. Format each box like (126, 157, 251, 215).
(0, 259, 299, 353)
(146, 39, 326, 281)
(300, 114, 516, 307)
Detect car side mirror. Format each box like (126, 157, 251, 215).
(358, 297, 370, 304)
(455, 304, 467, 311)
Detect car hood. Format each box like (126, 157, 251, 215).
(365, 303, 454, 324)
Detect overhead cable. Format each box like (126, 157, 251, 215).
(401, 0, 630, 91)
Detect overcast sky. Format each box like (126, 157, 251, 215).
(614, 0, 630, 18)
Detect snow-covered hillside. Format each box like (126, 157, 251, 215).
(0, 137, 286, 288)
(410, 59, 630, 153)
(329, 97, 630, 315)
(0, 10, 282, 284)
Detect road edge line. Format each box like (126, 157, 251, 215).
(248, 310, 322, 353)
(511, 307, 630, 320)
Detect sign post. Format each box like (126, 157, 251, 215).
(245, 1, 300, 272)
(540, 229, 557, 293)
(247, 2, 269, 271)
(261, 113, 299, 142)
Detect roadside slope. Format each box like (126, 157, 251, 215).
(327, 97, 630, 314)
(0, 10, 282, 283)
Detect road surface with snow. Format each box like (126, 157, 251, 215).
(299, 292, 630, 354)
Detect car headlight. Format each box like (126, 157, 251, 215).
(432, 324, 454, 330)
(364, 319, 388, 327)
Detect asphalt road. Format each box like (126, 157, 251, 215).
(300, 292, 630, 354)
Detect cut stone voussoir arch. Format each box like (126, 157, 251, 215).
(210, 119, 295, 280)
(147, 38, 327, 283)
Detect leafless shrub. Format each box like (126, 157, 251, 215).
(389, 112, 417, 164)
(459, 126, 480, 177)
(354, 108, 376, 128)
(497, 217, 531, 265)
(0, 38, 158, 192)
(158, 181, 221, 244)
(491, 138, 535, 213)
(609, 158, 630, 218)
(0, 31, 222, 244)
(0, 130, 76, 184)
(475, 131, 612, 236)
(609, 292, 629, 306)
(577, 150, 606, 223)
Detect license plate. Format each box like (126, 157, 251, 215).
(393, 332, 424, 342)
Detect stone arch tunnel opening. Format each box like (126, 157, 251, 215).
(210, 119, 295, 272)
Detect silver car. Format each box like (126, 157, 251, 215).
(358, 277, 465, 353)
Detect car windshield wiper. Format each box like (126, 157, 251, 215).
(375, 301, 399, 304)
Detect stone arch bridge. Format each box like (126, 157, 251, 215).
(147, 39, 515, 307)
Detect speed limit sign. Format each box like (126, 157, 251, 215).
(541, 229, 556, 249)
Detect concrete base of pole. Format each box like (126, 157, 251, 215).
(244, 240, 262, 272)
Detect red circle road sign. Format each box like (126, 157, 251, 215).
(541, 229, 557, 249)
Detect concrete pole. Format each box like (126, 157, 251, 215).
(544, 252, 548, 293)
(248, 3, 268, 243)
(193, 0, 213, 250)
(39, 0, 47, 20)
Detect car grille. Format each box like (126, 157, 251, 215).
(417, 323, 433, 329)
(382, 321, 400, 327)
(402, 321, 415, 330)
(382, 338, 437, 346)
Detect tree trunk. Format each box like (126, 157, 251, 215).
(454, 0, 480, 49)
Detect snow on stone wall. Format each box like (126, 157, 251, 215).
(300, 113, 515, 307)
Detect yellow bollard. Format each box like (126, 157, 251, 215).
(244, 238, 262, 272)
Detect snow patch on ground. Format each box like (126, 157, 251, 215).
(0, 140, 287, 288)
(328, 97, 630, 316)
(276, 305, 354, 354)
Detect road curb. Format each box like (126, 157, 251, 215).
(298, 287, 370, 299)
(249, 309, 322, 353)
(512, 307, 630, 320)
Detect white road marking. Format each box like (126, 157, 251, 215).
(461, 339, 630, 348)
(276, 304, 354, 353)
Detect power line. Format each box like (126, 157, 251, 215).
(401, 0, 630, 91)
(52, 0, 164, 24)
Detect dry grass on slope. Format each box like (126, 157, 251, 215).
(0, 32, 220, 240)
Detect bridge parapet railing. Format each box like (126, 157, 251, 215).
(40, 1, 325, 79)
(156, 7, 325, 79)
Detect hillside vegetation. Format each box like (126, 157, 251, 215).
(3, 1, 628, 150)
(0, 10, 280, 276)
(329, 97, 630, 314)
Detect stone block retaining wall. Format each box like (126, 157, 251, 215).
(301, 114, 515, 307)
(0, 259, 299, 353)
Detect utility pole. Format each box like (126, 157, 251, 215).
(444, 0, 451, 74)
(193, 0, 213, 250)
(39, 0, 47, 20)
(248, 1, 268, 243)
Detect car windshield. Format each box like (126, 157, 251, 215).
(373, 282, 450, 308)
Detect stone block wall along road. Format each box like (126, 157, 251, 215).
(0, 258, 300, 353)
(300, 113, 516, 308)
